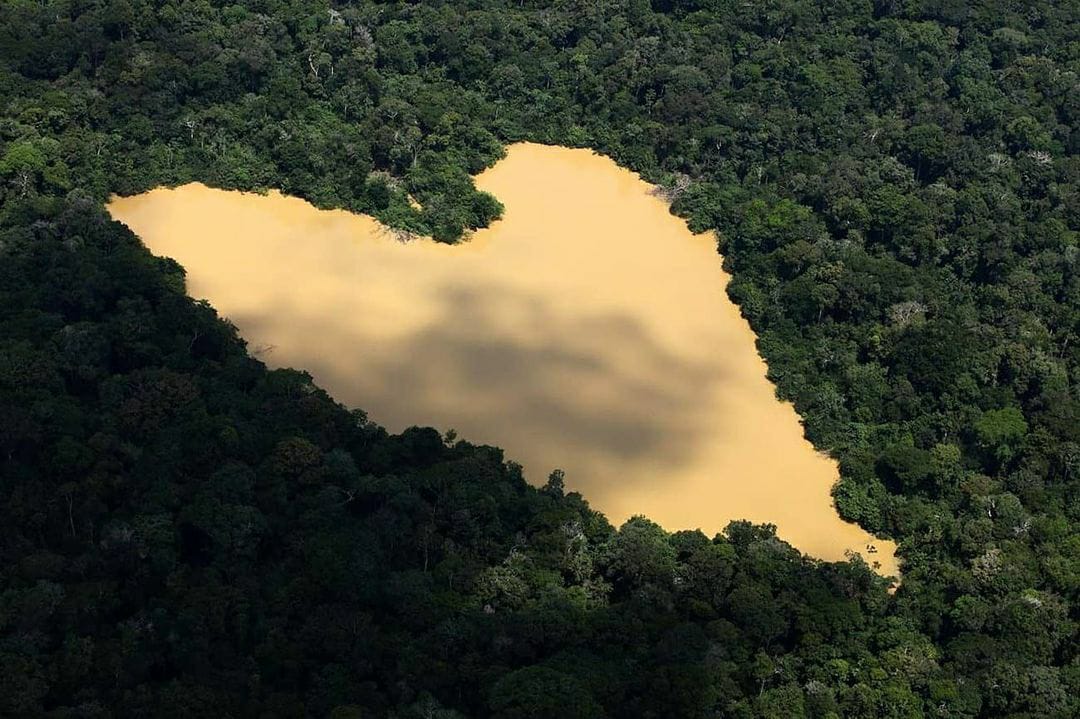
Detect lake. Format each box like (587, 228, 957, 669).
(108, 143, 899, 576)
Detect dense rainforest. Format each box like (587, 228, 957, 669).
(1, 0, 1078, 717)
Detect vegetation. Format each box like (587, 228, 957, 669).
(1, 0, 1077, 716)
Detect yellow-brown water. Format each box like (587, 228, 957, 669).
(107, 143, 899, 576)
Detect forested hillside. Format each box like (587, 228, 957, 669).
(1, 1, 1077, 717)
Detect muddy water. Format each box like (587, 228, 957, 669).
(107, 143, 898, 576)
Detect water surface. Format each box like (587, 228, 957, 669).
(108, 143, 898, 575)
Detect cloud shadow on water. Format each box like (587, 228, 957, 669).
(234, 278, 727, 491)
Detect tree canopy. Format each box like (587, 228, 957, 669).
(1, 0, 1077, 717)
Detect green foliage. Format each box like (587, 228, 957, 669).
(1, 0, 1078, 717)
(488, 667, 603, 719)
(974, 407, 1028, 467)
